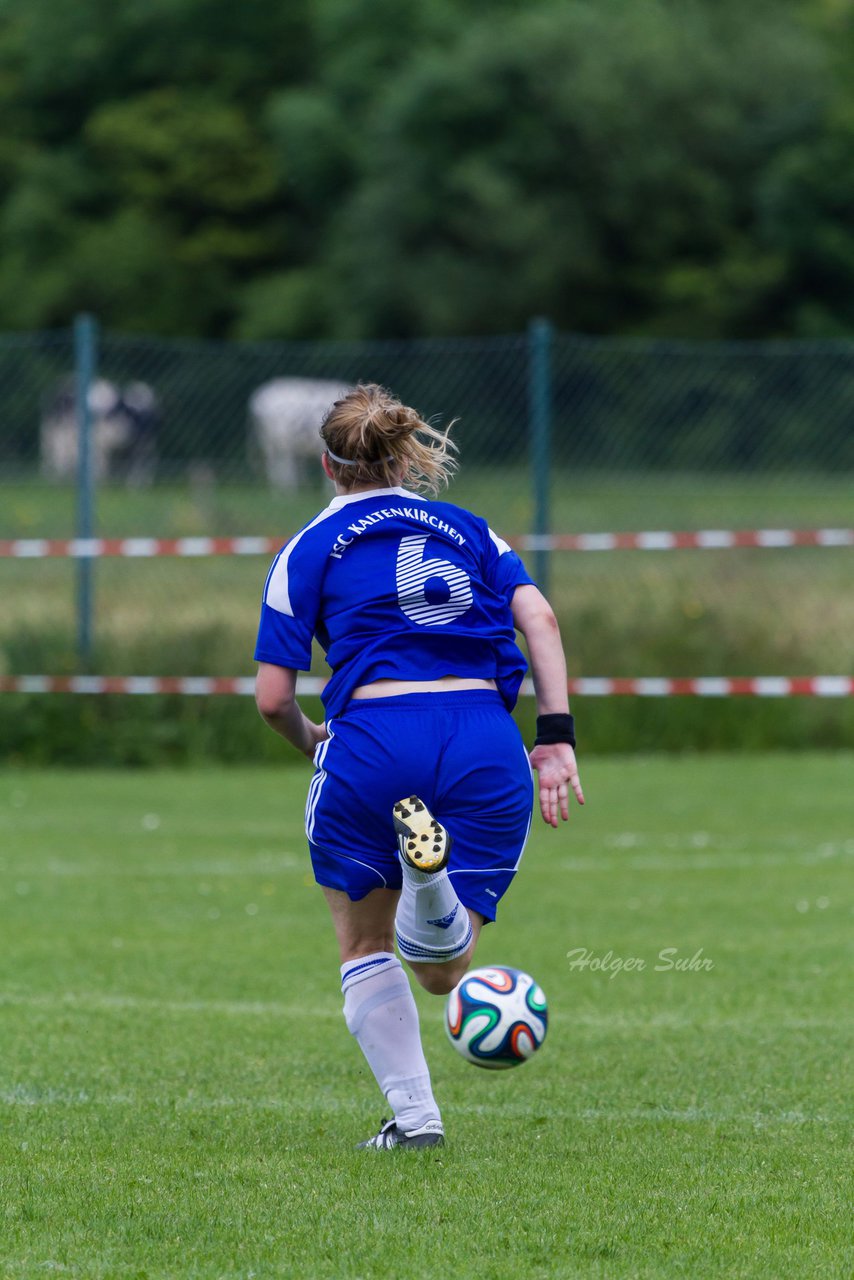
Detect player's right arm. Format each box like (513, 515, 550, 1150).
(255, 662, 327, 760)
(511, 584, 584, 826)
(254, 528, 329, 759)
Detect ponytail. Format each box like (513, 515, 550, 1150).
(320, 384, 457, 496)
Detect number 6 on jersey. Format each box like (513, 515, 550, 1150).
(396, 535, 473, 627)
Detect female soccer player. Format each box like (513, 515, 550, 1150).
(254, 384, 583, 1150)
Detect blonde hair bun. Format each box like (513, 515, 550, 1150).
(321, 383, 457, 496)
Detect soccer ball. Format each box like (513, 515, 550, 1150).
(445, 965, 548, 1069)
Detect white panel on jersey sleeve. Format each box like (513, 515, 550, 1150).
(265, 552, 296, 616)
(264, 505, 339, 617)
(488, 528, 513, 556)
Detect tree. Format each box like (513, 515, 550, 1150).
(310, 0, 829, 338)
(0, 0, 848, 341)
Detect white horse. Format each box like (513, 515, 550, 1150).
(249, 377, 352, 490)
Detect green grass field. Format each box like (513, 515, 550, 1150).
(1, 756, 852, 1278)
(4, 471, 854, 540)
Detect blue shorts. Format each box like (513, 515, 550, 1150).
(306, 690, 533, 922)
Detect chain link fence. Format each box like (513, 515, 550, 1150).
(1, 320, 852, 684)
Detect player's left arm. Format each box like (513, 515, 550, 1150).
(511, 583, 584, 827)
(255, 662, 327, 760)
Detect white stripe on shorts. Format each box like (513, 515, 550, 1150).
(305, 724, 334, 841)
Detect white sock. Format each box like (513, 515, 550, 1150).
(341, 952, 442, 1135)
(394, 862, 473, 965)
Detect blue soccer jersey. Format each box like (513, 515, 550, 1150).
(254, 486, 534, 720)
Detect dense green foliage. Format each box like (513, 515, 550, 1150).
(2, 761, 852, 1277)
(2, 0, 854, 341)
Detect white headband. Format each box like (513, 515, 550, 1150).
(326, 447, 394, 466)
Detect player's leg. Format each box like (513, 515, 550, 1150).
(306, 699, 501, 1144)
(405, 908, 484, 993)
(391, 797, 484, 992)
(323, 882, 398, 957)
(397, 696, 533, 996)
(322, 886, 445, 1148)
(306, 716, 444, 1146)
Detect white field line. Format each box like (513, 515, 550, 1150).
(0, 991, 848, 1034)
(0, 991, 340, 1018)
(1, 852, 844, 881)
(0, 855, 304, 877)
(0, 1087, 839, 1127)
(4, 1266, 82, 1277)
(68, 857, 299, 877)
(576, 1106, 837, 1126)
(560, 846, 854, 872)
(4, 840, 851, 880)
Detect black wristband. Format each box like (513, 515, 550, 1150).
(534, 713, 576, 748)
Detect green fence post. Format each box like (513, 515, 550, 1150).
(528, 317, 553, 595)
(74, 314, 98, 668)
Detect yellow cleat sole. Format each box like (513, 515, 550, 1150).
(393, 795, 451, 873)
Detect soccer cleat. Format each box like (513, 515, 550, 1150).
(393, 796, 451, 874)
(356, 1118, 445, 1151)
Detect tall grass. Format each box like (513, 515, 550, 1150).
(1, 474, 852, 760)
(3, 549, 851, 679)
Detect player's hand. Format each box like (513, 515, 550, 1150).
(529, 742, 584, 828)
(303, 720, 329, 760)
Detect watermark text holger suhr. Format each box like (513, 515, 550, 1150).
(566, 947, 714, 979)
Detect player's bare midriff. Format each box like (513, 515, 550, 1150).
(350, 676, 498, 699)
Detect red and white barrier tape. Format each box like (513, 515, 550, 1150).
(1, 529, 852, 559)
(1, 676, 852, 697)
(528, 528, 854, 552)
(0, 536, 279, 559)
